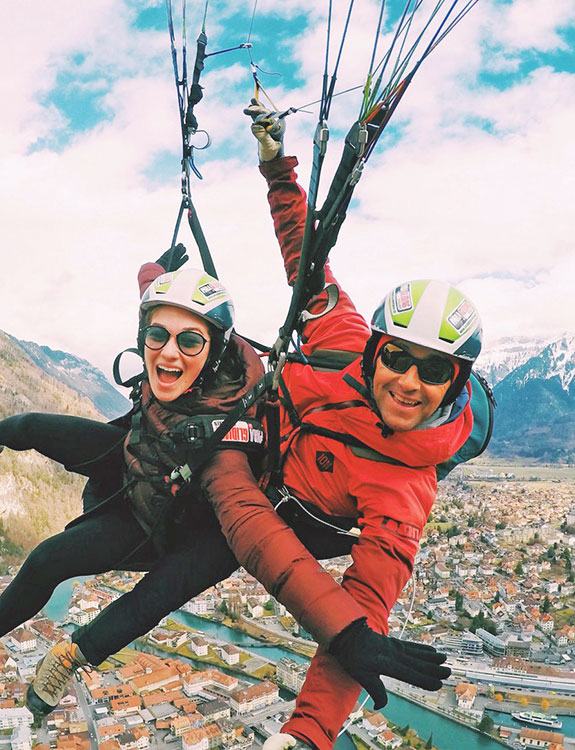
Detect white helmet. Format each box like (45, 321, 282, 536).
(139, 268, 235, 375)
(364, 279, 482, 405)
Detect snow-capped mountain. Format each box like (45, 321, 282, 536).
(6, 334, 130, 419)
(477, 336, 554, 387)
(488, 333, 575, 461)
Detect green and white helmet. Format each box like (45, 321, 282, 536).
(139, 268, 235, 375)
(364, 279, 482, 404)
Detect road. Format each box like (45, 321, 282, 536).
(73, 674, 98, 748)
(246, 699, 296, 726)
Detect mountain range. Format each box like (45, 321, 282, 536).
(9, 335, 130, 420)
(0, 328, 573, 562)
(477, 334, 575, 462)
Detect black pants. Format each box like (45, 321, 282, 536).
(0, 412, 126, 477)
(0, 413, 354, 665)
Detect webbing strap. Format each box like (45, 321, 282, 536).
(297, 421, 409, 465)
(171, 371, 274, 484)
(113, 348, 144, 390)
(165, 0, 218, 279)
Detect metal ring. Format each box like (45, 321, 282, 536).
(190, 129, 211, 150)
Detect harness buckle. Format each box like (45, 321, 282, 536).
(170, 463, 193, 484)
(349, 159, 365, 187)
(355, 123, 368, 158)
(184, 423, 202, 442)
(271, 352, 287, 393)
(314, 121, 330, 156)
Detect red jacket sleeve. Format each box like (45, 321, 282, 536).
(199, 450, 366, 645)
(259, 158, 370, 356)
(137, 262, 165, 297)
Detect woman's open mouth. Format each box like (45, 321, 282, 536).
(156, 365, 183, 384)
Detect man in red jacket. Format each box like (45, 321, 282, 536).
(201, 106, 483, 750)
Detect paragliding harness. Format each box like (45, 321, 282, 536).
(95, 2, 277, 560)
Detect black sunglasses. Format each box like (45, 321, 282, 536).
(379, 342, 454, 385)
(142, 324, 209, 357)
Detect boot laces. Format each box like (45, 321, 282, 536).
(37, 645, 88, 701)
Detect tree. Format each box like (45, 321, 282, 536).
(455, 592, 464, 611)
(470, 612, 497, 635)
(478, 715, 494, 734)
(514, 561, 524, 576)
(541, 698, 550, 711)
(541, 596, 551, 614)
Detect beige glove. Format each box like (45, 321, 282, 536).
(243, 98, 285, 162)
(262, 733, 299, 750)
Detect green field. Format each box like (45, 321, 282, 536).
(462, 457, 575, 482)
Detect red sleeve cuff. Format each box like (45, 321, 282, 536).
(259, 155, 299, 181)
(137, 262, 165, 297)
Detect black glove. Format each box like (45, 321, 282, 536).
(329, 619, 451, 709)
(155, 243, 189, 272)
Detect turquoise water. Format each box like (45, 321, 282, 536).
(171, 610, 309, 664)
(46, 582, 505, 750)
(43, 576, 91, 622)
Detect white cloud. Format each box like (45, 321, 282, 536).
(1, 0, 574, 387)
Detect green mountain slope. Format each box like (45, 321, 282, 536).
(0, 331, 107, 566)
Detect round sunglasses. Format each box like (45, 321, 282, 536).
(380, 342, 454, 385)
(142, 324, 209, 357)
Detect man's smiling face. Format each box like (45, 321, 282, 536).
(371, 339, 453, 431)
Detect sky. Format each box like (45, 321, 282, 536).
(1, 0, 574, 383)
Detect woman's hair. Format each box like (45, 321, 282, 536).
(210, 336, 246, 391)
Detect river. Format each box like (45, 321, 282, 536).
(44, 580, 505, 750)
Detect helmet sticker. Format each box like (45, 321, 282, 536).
(192, 276, 228, 306)
(447, 299, 477, 335)
(391, 283, 413, 315)
(199, 281, 226, 299)
(153, 274, 176, 295)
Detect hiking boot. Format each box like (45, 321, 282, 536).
(26, 641, 88, 717)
